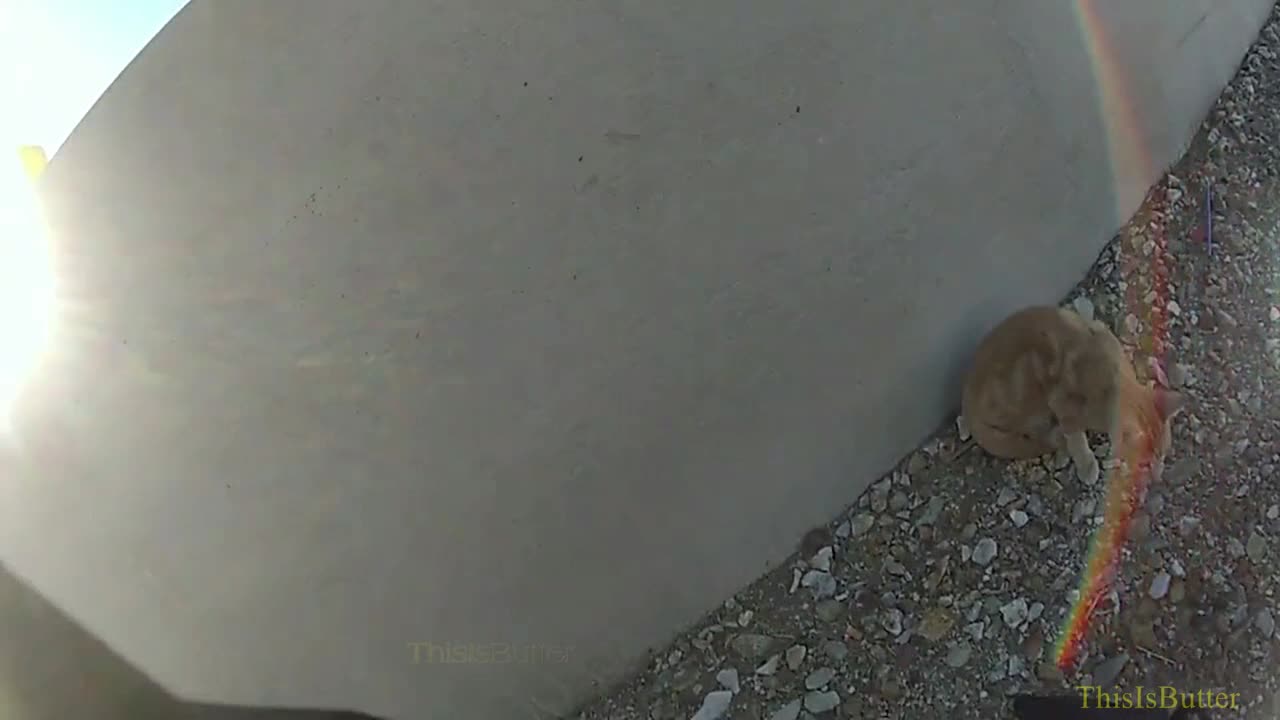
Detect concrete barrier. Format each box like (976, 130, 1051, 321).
(3, 0, 1272, 717)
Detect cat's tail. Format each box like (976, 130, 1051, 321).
(965, 415, 1055, 459)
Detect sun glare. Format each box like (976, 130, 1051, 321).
(0, 154, 55, 430)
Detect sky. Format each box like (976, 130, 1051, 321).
(1, 0, 188, 156)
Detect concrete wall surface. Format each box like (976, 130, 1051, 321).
(2, 0, 1272, 718)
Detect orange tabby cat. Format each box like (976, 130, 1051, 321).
(960, 304, 1185, 485)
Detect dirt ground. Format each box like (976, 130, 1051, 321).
(574, 7, 1280, 720)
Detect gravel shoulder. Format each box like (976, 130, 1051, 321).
(576, 7, 1280, 720)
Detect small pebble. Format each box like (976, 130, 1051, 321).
(972, 538, 998, 566)
(1072, 295, 1096, 320)
(823, 641, 849, 661)
(1248, 531, 1268, 563)
(1028, 602, 1044, 621)
(804, 667, 836, 690)
(1150, 572, 1172, 600)
(801, 570, 837, 599)
(810, 546, 834, 572)
(785, 645, 807, 671)
(1258, 609, 1277, 639)
(803, 690, 841, 714)
(996, 487, 1019, 507)
(1001, 598, 1029, 627)
(849, 513, 876, 537)
(716, 668, 741, 694)
(945, 643, 972, 668)
(690, 690, 733, 720)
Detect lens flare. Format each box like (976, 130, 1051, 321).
(0, 151, 56, 433)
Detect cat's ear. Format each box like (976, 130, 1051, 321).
(1153, 387, 1186, 420)
(1146, 357, 1170, 387)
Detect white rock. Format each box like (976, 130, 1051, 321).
(785, 644, 807, 671)
(804, 667, 836, 690)
(1028, 602, 1045, 622)
(690, 690, 733, 720)
(716, 668, 741, 694)
(849, 513, 876, 537)
(803, 691, 841, 714)
(945, 643, 972, 668)
(801, 570, 837, 599)
(972, 538, 998, 566)
(810, 546, 833, 572)
(1257, 609, 1276, 638)
(1248, 531, 1268, 563)
(996, 487, 1019, 507)
(1149, 572, 1172, 600)
(1000, 598, 1029, 627)
(1072, 296, 1096, 321)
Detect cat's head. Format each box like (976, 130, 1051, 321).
(1115, 383, 1186, 481)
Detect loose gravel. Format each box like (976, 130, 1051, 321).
(576, 7, 1280, 719)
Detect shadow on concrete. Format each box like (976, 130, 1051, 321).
(187, 705, 388, 720)
(0, 559, 385, 720)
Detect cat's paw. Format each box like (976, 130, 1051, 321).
(1075, 456, 1100, 486)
